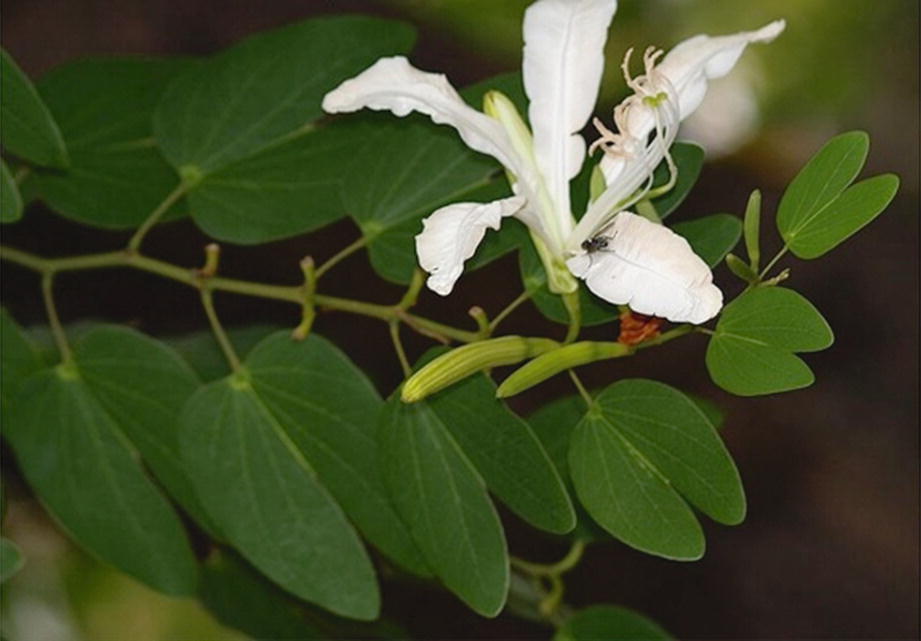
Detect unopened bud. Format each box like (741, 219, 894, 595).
(496, 341, 633, 398)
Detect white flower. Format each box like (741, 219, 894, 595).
(322, 0, 784, 324)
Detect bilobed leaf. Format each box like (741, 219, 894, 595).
(782, 173, 899, 259)
(0, 538, 25, 583)
(706, 287, 833, 396)
(34, 58, 192, 228)
(0, 48, 68, 168)
(650, 142, 705, 219)
(344, 73, 525, 285)
(179, 373, 379, 620)
(568, 379, 745, 560)
(73, 326, 219, 537)
(777, 131, 868, 243)
(555, 605, 673, 641)
(0, 308, 45, 417)
(153, 17, 415, 243)
(167, 324, 281, 381)
(421, 359, 575, 534)
(5, 365, 198, 595)
(379, 394, 508, 617)
(671, 213, 742, 267)
(245, 332, 428, 576)
(1, 160, 23, 222)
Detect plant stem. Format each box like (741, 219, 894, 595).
(511, 539, 586, 577)
(389, 321, 412, 378)
(759, 245, 789, 280)
(568, 370, 594, 408)
(126, 182, 188, 252)
(636, 323, 693, 349)
(40, 272, 72, 363)
(489, 289, 532, 332)
(200, 288, 242, 373)
(314, 235, 368, 279)
(562, 290, 581, 344)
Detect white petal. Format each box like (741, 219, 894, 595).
(415, 196, 527, 296)
(523, 0, 618, 223)
(322, 56, 525, 177)
(656, 20, 785, 122)
(566, 211, 722, 323)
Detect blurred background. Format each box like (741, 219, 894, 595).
(1, 0, 918, 639)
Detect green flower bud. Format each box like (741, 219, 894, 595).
(496, 341, 633, 398)
(401, 336, 559, 403)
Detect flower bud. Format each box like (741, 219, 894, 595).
(496, 341, 633, 398)
(401, 336, 559, 403)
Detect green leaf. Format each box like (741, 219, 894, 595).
(345, 73, 525, 285)
(34, 58, 192, 228)
(0, 160, 23, 222)
(706, 287, 833, 396)
(671, 213, 742, 268)
(73, 326, 219, 537)
(379, 393, 508, 617)
(421, 359, 575, 534)
(179, 371, 379, 619)
(519, 240, 619, 327)
(5, 364, 198, 595)
(650, 142, 705, 219)
(0, 48, 68, 169)
(0, 538, 25, 583)
(153, 17, 415, 243)
(569, 379, 745, 560)
(0, 308, 45, 419)
(782, 173, 899, 259)
(743, 189, 761, 271)
(776, 131, 869, 250)
(555, 605, 673, 641)
(167, 324, 281, 382)
(244, 332, 428, 576)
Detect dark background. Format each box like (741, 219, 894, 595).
(2, 1, 918, 639)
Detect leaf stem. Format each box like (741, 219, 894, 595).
(511, 539, 586, 577)
(635, 323, 693, 349)
(759, 245, 789, 280)
(40, 272, 72, 363)
(126, 182, 188, 252)
(314, 235, 368, 280)
(489, 289, 532, 332)
(200, 288, 242, 373)
(389, 321, 412, 378)
(562, 290, 581, 344)
(568, 370, 593, 408)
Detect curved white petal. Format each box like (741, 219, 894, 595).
(625, 20, 785, 137)
(415, 196, 527, 296)
(566, 211, 722, 323)
(322, 56, 526, 178)
(523, 0, 618, 228)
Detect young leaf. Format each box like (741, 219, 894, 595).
(0, 48, 68, 169)
(180, 374, 380, 620)
(421, 362, 575, 534)
(0, 160, 23, 222)
(782, 173, 899, 259)
(34, 58, 192, 228)
(649, 141, 705, 219)
(671, 213, 742, 268)
(73, 326, 219, 537)
(706, 287, 833, 396)
(0, 538, 25, 583)
(5, 365, 198, 595)
(555, 605, 674, 641)
(776, 131, 869, 251)
(378, 394, 509, 617)
(153, 17, 415, 243)
(743, 189, 762, 271)
(244, 332, 428, 576)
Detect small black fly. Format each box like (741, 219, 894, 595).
(581, 236, 609, 253)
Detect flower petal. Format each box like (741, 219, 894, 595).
(629, 20, 785, 136)
(523, 0, 618, 225)
(322, 56, 525, 177)
(416, 196, 527, 296)
(566, 211, 722, 323)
